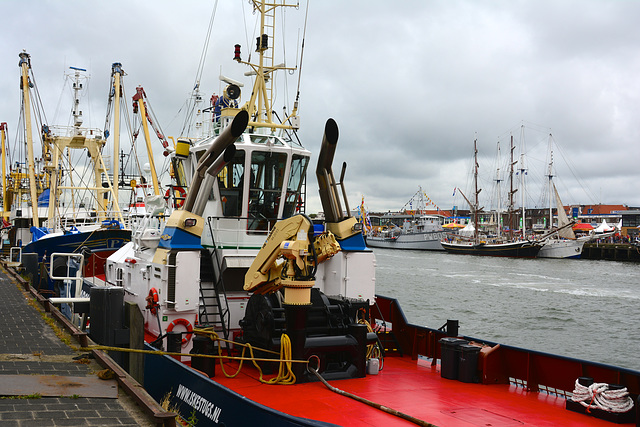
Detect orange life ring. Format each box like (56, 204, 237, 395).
(145, 288, 160, 314)
(166, 318, 193, 345)
(164, 186, 186, 208)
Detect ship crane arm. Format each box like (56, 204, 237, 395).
(244, 214, 340, 305)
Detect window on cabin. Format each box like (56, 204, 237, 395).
(248, 151, 287, 230)
(283, 154, 309, 218)
(217, 150, 245, 217)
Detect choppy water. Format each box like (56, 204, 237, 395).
(372, 248, 640, 371)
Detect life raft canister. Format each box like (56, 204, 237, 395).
(166, 318, 194, 346)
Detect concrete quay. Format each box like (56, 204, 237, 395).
(0, 263, 176, 427)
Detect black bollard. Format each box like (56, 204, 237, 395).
(446, 319, 459, 337)
(191, 334, 216, 377)
(167, 332, 183, 361)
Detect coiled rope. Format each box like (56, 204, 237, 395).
(194, 328, 297, 385)
(571, 379, 634, 413)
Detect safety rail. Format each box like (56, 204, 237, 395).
(9, 246, 22, 263)
(48, 253, 87, 328)
(204, 216, 271, 250)
(373, 294, 640, 397)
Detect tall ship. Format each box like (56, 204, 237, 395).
(26, 2, 639, 426)
(441, 137, 541, 257)
(366, 187, 447, 251)
(536, 139, 591, 259)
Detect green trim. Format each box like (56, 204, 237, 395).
(202, 244, 263, 250)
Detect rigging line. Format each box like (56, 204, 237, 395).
(52, 74, 68, 125)
(193, 0, 219, 88)
(295, 0, 309, 104)
(181, 0, 219, 136)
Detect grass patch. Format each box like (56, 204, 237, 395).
(1, 393, 42, 400)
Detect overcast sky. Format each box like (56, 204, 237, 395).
(2, 0, 639, 214)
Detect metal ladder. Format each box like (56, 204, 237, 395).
(198, 248, 231, 354)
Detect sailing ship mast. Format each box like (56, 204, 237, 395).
(547, 139, 554, 231)
(507, 134, 517, 240)
(473, 138, 480, 243)
(517, 125, 529, 239)
(494, 141, 502, 238)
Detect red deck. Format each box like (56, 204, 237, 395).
(209, 354, 632, 426)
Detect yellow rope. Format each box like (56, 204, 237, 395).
(193, 328, 296, 384)
(358, 311, 383, 363)
(81, 330, 300, 385)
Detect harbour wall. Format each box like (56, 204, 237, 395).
(582, 243, 640, 262)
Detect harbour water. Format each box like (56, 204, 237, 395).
(372, 248, 640, 371)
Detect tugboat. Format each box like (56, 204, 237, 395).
(98, 2, 638, 426)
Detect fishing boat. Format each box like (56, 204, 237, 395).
(75, 3, 639, 426)
(366, 188, 447, 251)
(14, 52, 131, 290)
(441, 138, 541, 258)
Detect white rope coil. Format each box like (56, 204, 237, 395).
(571, 379, 634, 413)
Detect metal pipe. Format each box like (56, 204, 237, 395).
(192, 145, 237, 216)
(183, 110, 248, 212)
(316, 118, 347, 223)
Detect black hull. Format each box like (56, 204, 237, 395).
(440, 241, 541, 258)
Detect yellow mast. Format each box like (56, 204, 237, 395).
(235, 0, 299, 131)
(1, 122, 8, 219)
(133, 87, 161, 196)
(111, 63, 123, 207)
(19, 51, 41, 228)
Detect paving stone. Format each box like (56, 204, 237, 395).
(0, 270, 155, 426)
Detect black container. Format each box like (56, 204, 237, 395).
(89, 286, 128, 366)
(458, 344, 481, 383)
(439, 337, 468, 380)
(21, 253, 39, 288)
(191, 335, 216, 377)
(167, 332, 183, 356)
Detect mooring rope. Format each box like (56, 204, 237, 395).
(571, 379, 634, 413)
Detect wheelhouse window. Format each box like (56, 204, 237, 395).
(283, 154, 308, 218)
(217, 150, 245, 217)
(248, 151, 287, 230)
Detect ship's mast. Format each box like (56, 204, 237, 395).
(1, 122, 8, 219)
(234, 0, 300, 131)
(547, 140, 554, 230)
(473, 138, 479, 243)
(45, 66, 124, 226)
(519, 126, 527, 238)
(18, 51, 40, 228)
(107, 62, 124, 207)
(494, 141, 502, 238)
(508, 134, 517, 239)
